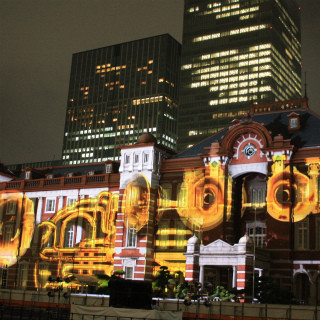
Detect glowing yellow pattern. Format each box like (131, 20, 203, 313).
(38, 191, 118, 280)
(267, 156, 318, 222)
(0, 191, 35, 266)
(175, 162, 232, 231)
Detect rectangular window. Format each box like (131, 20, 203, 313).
(6, 201, 17, 215)
(246, 221, 266, 248)
(3, 224, 13, 246)
(17, 263, 28, 289)
(125, 155, 130, 164)
(127, 224, 137, 247)
(64, 223, 75, 248)
(134, 154, 139, 163)
(45, 199, 56, 212)
(144, 153, 149, 163)
(296, 219, 309, 249)
(0, 265, 8, 288)
(106, 164, 112, 173)
(67, 198, 77, 206)
(125, 266, 133, 280)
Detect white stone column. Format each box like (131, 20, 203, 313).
(232, 265, 237, 288)
(57, 196, 64, 211)
(36, 197, 43, 224)
(199, 265, 204, 288)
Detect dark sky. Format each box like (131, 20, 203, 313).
(1, 0, 319, 165)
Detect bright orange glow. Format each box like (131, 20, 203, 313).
(123, 175, 150, 231)
(37, 191, 118, 283)
(267, 157, 317, 222)
(0, 191, 35, 266)
(174, 162, 232, 231)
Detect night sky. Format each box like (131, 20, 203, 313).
(1, 0, 319, 166)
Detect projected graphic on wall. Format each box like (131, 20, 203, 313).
(0, 158, 319, 287)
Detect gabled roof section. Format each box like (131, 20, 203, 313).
(175, 98, 320, 159)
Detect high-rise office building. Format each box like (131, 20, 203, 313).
(178, 0, 301, 151)
(62, 34, 180, 164)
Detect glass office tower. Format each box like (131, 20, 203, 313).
(178, 0, 301, 151)
(62, 34, 180, 164)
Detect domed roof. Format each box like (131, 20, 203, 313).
(136, 133, 157, 144)
(239, 233, 253, 244)
(188, 234, 200, 245)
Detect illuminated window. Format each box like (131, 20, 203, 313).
(64, 223, 75, 248)
(67, 198, 77, 206)
(295, 219, 308, 250)
(17, 263, 28, 289)
(175, 221, 185, 249)
(127, 224, 137, 247)
(6, 201, 17, 215)
(247, 221, 266, 248)
(38, 262, 49, 288)
(106, 164, 112, 173)
(3, 224, 13, 246)
(45, 199, 56, 213)
(158, 220, 169, 248)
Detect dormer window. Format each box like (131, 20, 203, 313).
(290, 117, 298, 129)
(25, 171, 31, 180)
(106, 164, 112, 173)
(288, 112, 300, 131)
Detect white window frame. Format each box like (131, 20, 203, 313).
(64, 223, 75, 248)
(45, 198, 56, 213)
(143, 153, 149, 163)
(290, 117, 298, 129)
(106, 164, 112, 173)
(246, 221, 266, 248)
(67, 197, 77, 206)
(126, 223, 137, 248)
(125, 266, 134, 280)
(25, 171, 31, 179)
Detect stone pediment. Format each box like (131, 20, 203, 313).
(200, 239, 235, 254)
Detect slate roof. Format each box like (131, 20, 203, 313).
(175, 109, 320, 159)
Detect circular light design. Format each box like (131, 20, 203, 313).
(242, 143, 257, 158)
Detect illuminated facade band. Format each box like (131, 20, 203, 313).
(0, 98, 319, 304)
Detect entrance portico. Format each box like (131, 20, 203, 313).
(185, 234, 269, 291)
